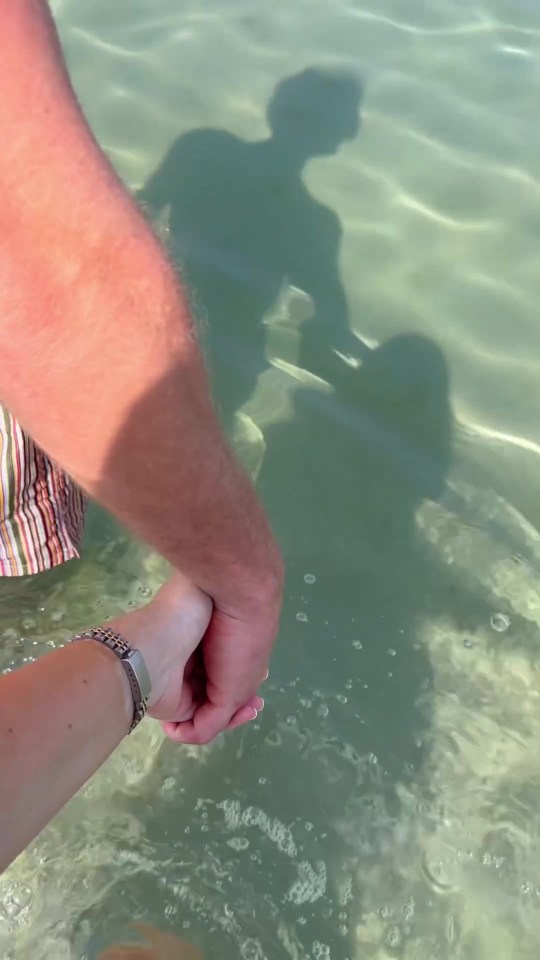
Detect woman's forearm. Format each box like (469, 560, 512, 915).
(0, 640, 131, 873)
(0, 572, 215, 873)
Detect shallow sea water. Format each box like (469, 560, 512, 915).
(2, 0, 540, 957)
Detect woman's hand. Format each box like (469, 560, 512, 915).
(110, 572, 212, 722)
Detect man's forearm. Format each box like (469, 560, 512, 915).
(0, 1, 281, 606)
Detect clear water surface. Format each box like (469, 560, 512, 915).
(2, 0, 540, 957)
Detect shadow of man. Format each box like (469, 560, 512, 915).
(138, 67, 363, 425)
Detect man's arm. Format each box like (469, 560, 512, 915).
(0, 0, 283, 743)
(294, 207, 368, 384)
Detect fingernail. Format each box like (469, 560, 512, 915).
(257, 697, 265, 711)
(250, 708, 258, 721)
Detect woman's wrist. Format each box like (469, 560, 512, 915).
(107, 611, 164, 714)
(77, 638, 135, 734)
(109, 574, 212, 722)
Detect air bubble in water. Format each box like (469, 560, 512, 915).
(491, 612, 510, 633)
(336, 693, 348, 704)
(288, 860, 327, 905)
(316, 704, 329, 719)
(388, 648, 397, 657)
(304, 574, 316, 585)
(240, 938, 264, 960)
(160, 776, 176, 799)
(312, 941, 330, 960)
(1, 884, 32, 920)
(385, 925, 402, 950)
(239, 806, 297, 857)
(463, 638, 473, 648)
(296, 612, 308, 623)
(227, 837, 250, 851)
(402, 896, 415, 920)
(352, 639, 363, 650)
(219, 798, 241, 830)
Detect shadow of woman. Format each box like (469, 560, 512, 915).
(256, 334, 451, 783)
(138, 67, 363, 426)
(232, 335, 451, 952)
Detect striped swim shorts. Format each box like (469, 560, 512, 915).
(0, 407, 87, 576)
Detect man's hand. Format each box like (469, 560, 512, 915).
(162, 572, 283, 744)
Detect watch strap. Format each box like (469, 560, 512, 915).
(72, 626, 150, 733)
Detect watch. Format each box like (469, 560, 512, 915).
(72, 626, 151, 733)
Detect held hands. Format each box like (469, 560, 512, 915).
(163, 579, 280, 745)
(162, 537, 283, 746)
(110, 571, 266, 739)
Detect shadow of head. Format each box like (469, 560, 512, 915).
(268, 67, 362, 158)
(342, 334, 452, 502)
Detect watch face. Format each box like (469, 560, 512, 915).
(126, 648, 152, 704)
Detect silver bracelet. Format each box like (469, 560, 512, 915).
(71, 627, 151, 733)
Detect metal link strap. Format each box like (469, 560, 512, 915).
(71, 627, 149, 733)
